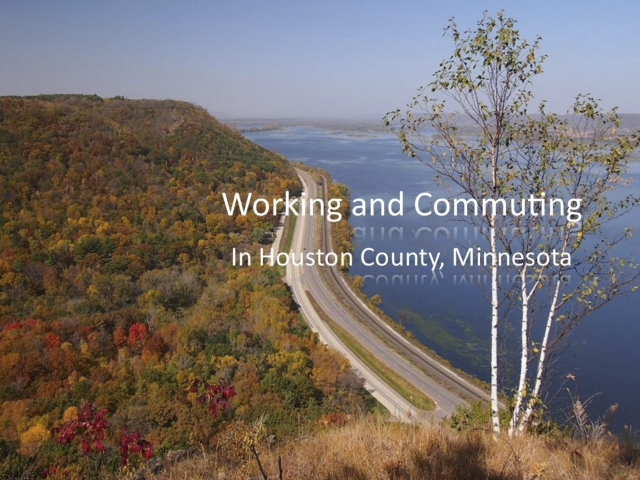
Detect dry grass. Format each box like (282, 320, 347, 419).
(148, 415, 640, 480)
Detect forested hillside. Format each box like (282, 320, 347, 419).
(0, 95, 370, 477)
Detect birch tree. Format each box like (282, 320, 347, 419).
(502, 99, 639, 434)
(386, 11, 639, 435)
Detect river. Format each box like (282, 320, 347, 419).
(245, 125, 640, 430)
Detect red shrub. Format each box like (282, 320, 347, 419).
(128, 323, 148, 348)
(53, 403, 108, 455)
(4, 321, 22, 332)
(120, 431, 154, 466)
(190, 379, 237, 418)
(45, 332, 61, 349)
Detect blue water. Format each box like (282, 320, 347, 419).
(246, 126, 640, 430)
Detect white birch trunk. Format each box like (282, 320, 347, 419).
(517, 231, 570, 432)
(508, 266, 530, 436)
(517, 275, 561, 431)
(490, 218, 500, 434)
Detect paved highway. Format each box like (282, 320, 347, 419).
(285, 169, 490, 423)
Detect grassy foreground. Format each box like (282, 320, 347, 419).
(148, 415, 640, 480)
(279, 204, 298, 255)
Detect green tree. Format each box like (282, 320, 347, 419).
(387, 11, 639, 435)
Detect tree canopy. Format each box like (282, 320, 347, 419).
(0, 95, 370, 477)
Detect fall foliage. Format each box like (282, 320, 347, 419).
(0, 95, 371, 477)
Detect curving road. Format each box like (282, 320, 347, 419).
(285, 169, 490, 423)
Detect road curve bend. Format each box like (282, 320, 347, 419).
(284, 169, 490, 423)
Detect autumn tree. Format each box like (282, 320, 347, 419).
(0, 95, 370, 464)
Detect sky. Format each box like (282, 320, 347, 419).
(1, 0, 639, 118)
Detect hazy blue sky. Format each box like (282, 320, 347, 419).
(1, 0, 639, 118)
